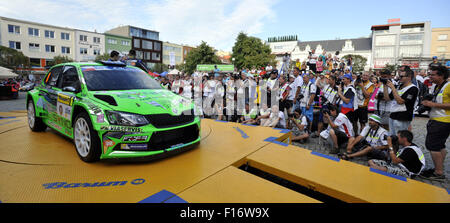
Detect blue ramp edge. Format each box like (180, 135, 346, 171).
(0, 116, 16, 120)
(370, 168, 407, 182)
(164, 196, 189, 203)
(263, 136, 278, 142)
(214, 120, 228, 123)
(139, 190, 176, 203)
(263, 136, 288, 147)
(241, 123, 256, 127)
(446, 188, 450, 195)
(233, 127, 249, 139)
(311, 151, 340, 162)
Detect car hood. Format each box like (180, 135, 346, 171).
(88, 89, 194, 115)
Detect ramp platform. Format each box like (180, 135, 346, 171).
(0, 111, 448, 203)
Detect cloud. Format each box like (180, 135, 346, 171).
(0, 0, 277, 51)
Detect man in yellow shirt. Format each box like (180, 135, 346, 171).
(421, 65, 450, 181)
(295, 59, 301, 70)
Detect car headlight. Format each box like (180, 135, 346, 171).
(105, 111, 149, 127)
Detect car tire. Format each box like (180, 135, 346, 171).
(27, 99, 47, 132)
(73, 112, 101, 162)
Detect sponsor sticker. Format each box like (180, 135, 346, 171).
(121, 144, 148, 150)
(100, 125, 143, 132)
(42, 178, 146, 189)
(123, 135, 148, 142)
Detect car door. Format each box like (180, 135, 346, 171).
(39, 65, 64, 126)
(55, 65, 81, 136)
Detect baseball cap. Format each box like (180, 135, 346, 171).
(342, 73, 352, 81)
(369, 114, 381, 124)
(433, 56, 438, 59)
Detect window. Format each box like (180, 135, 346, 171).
(28, 28, 39, 37)
(79, 35, 87, 42)
(45, 45, 55, 53)
(399, 45, 422, 57)
(154, 42, 161, 51)
(8, 24, 20, 34)
(144, 52, 151, 60)
(374, 47, 395, 58)
(121, 40, 130, 46)
(80, 48, 88, 54)
(107, 38, 117, 44)
(400, 34, 423, 45)
(136, 50, 143, 59)
(152, 52, 160, 61)
(142, 40, 153, 50)
(45, 66, 63, 87)
(30, 58, 41, 67)
(93, 37, 101, 43)
(61, 32, 70, 40)
(60, 66, 80, 90)
(375, 35, 396, 46)
(29, 43, 40, 51)
(45, 30, 55, 38)
(438, 34, 448, 41)
(61, 47, 71, 54)
(93, 49, 101, 55)
(134, 39, 141, 48)
(437, 46, 447, 53)
(9, 41, 21, 50)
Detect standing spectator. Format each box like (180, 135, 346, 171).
(109, 50, 120, 61)
(171, 75, 182, 94)
(299, 74, 317, 129)
(314, 75, 339, 137)
(446, 60, 450, 72)
(375, 69, 395, 130)
(337, 73, 356, 125)
(429, 56, 442, 68)
(386, 68, 418, 136)
(316, 56, 324, 74)
(308, 49, 318, 73)
(420, 65, 450, 181)
(354, 71, 375, 135)
(369, 130, 426, 178)
(279, 75, 292, 115)
(321, 105, 354, 154)
(292, 67, 304, 111)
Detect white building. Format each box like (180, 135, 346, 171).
(74, 30, 105, 62)
(268, 38, 373, 71)
(0, 16, 76, 73)
(371, 20, 432, 70)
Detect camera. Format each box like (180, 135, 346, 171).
(417, 94, 434, 114)
(380, 78, 388, 85)
(355, 74, 362, 86)
(322, 108, 330, 115)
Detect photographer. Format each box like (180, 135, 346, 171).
(375, 69, 395, 130)
(386, 67, 418, 136)
(354, 71, 374, 134)
(279, 75, 292, 115)
(321, 104, 354, 154)
(299, 74, 317, 130)
(339, 114, 389, 161)
(369, 130, 426, 178)
(314, 75, 339, 138)
(288, 108, 310, 143)
(420, 65, 450, 181)
(292, 67, 304, 111)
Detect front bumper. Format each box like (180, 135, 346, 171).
(98, 119, 201, 160)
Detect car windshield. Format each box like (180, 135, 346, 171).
(81, 66, 162, 91)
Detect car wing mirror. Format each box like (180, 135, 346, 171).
(63, 86, 78, 93)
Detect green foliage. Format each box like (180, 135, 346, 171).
(0, 45, 30, 73)
(343, 54, 368, 73)
(52, 55, 74, 66)
(184, 41, 221, 74)
(384, 63, 398, 73)
(152, 63, 169, 74)
(95, 53, 111, 62)
(232, 32, 276, 70)
(268, 35, 298, 42)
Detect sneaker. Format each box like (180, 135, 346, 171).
(419, 168, 435, 178)
(426, 173, 446, 182)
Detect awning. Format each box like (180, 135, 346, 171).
(0, 66, 19, 78)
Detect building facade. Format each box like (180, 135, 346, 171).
(431, 27, 450, 60)
(105, 25, 162, 65)
(182, 45, 195, 62)
(0, 16, 76, 74)
(74, 30, 105, 62)
(104, 33, 132, 56)
(371, 21, 432, 69)
(162, 42, 183, 66)
(268, 38, 372, 71)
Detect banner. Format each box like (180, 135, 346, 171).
(196, 64, 234, 72)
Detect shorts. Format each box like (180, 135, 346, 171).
(293, 129, 309, 137)
(355, 107, 368, 123)
(425, 120, 450, 152)
(370, 159, 410, 178)
(388, 118, 411, 136)
(325, 130, 349, 148)
(345, 110, 356, 123)
(351, 139, 371, 153)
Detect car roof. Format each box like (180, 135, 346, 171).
(48, 62, 137, 70)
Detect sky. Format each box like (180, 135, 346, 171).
(0, 0, 449, 51)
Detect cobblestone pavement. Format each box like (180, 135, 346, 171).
(292, 117, 450, 190)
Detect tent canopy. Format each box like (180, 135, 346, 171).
(0, 66, 19, 78)
(168, 69, 180, 75)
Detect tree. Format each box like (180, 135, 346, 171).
(0, 45, 30, 74)
(384, 63, 398, 73)
(343, 54, 367, 73)
(232, 32, 276, 70)
(52, 55, 74, 66)
(95, 53, 111, 62)
(184, 41, 221, 74)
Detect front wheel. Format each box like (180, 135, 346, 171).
(73, 112, 101, 162)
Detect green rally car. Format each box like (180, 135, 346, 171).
(26, 61, 200, 162)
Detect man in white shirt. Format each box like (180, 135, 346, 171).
(322, 105, 354, 154)
(300, 74, 316, 128)
(308, 49, 318, 73)
(292, 67, 304, 111)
